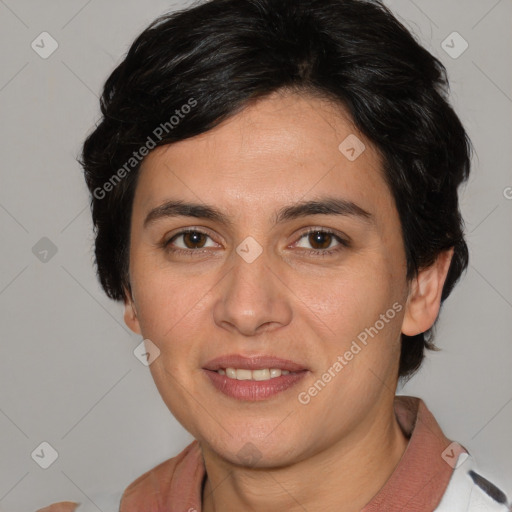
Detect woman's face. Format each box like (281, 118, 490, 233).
(124, 90, 410, 467)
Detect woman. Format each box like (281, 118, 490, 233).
(39, 0, 510, 510)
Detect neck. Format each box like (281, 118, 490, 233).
(201, 396, 409, 512)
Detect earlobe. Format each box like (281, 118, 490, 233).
(123, 289, 142, 335)
(401, 249, 454, 336)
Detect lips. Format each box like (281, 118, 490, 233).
(203, 354, 308, 372)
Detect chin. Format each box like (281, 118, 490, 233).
(201, 429, 306, 468)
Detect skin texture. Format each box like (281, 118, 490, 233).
(123, 90, 453, 512)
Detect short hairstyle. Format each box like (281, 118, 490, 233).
(81, 0, 471, 379)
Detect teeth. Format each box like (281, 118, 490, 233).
(219, 368, 296, 381)
(236, 369, 252, 380)
(253, 369, 270, 381)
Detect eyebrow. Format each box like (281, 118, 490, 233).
(143, 196, 373, 229)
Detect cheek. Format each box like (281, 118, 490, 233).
(296, 261, 403, 343)
(296, 269, 403, 406)
(132, 268, 211, 429)
(293, 261, 406, 405)
(130, 255, 212, 340)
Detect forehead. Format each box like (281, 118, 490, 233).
(134, 91, 393, 221)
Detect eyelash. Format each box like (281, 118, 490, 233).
(162, 227, 350, 257)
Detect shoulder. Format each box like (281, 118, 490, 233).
(436, 453, 511, 511)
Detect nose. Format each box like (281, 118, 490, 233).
(212, 247, 293, 337)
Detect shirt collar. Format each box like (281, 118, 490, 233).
(361, 395, 460, 511)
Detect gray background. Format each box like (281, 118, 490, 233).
(0, 0, 511, 510)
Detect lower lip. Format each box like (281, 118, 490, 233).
(203, 369, 308, 401)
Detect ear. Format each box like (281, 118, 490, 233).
(123, 287, 142, 335)
(402, 248, 454, 336)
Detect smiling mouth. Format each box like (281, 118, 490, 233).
(202, 354, 309, 400)
(216, 368, 298, 381)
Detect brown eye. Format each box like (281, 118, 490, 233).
(294, 229, 349, 255)
(182, 231, 207, 249)
(166, 230, 217, 250)
(308, 231, 333, 250)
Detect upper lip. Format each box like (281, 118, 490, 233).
(203, 354, 307, 372)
